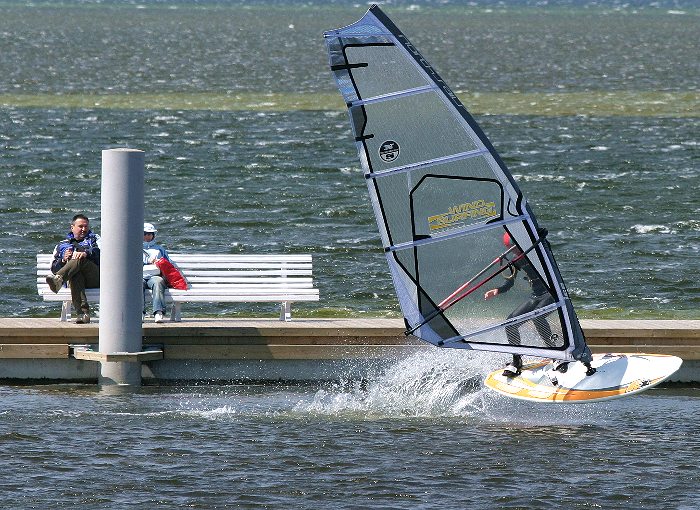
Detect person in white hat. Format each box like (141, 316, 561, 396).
(142, 222, 171, 323)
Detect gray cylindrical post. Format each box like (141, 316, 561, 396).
(99, 148, 145, 386)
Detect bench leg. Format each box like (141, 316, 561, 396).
(171, 303, 182, 322)
(61, 301, 70, 322)
(280, 301, 291, 322)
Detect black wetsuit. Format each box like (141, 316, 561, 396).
(497, 257, 556, 348)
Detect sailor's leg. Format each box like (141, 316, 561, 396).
(503, 298, 540, 377)
(505, 298, 537, 347)
(532, 294, 556, 346)
(503, 354, 522, 378)
(505, 324, 521, 346)
(583, 362, 597, 376)
(512, 354, 522, 370)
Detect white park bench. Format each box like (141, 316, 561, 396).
(36, 253, 319, 322)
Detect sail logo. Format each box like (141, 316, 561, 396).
(379, 140, 400, 163)
(428, 199, 498, 231)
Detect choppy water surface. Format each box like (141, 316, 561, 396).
(1, 350, 699, 509)
(1, 1, 698, 319)
(0, 4, 699, 507)
(3, 108, 697, 318)
(0, 1, 698, 319)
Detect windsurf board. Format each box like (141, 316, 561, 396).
(484, 353, 682, 403)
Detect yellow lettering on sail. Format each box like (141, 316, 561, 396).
(428, 199, 497, 232)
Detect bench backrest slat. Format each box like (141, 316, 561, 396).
(169, 254, 312, 262)
(36, 253, 312, 262)
(37, 253, 318, 288)
(38, 254, 313, 274)
(186, 277, 314, 283)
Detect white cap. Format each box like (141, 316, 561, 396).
(144, 222, 157, 233)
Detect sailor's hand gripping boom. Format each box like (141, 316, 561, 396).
(404, 236, 545, 336)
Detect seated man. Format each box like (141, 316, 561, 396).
(46, 214, 100, 324)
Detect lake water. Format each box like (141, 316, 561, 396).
(2, 349, 700, 509)
(0, 2, 698, 507)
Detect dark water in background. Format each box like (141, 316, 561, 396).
(3, 108, 697, 319)
(0, 2, 699, 508)
(0, 2, 698, 319)
(1, 2, 698, 319)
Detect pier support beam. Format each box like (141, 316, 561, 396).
(98, 148, 145, 386)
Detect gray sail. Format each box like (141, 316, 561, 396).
(324, 5, 592, 363)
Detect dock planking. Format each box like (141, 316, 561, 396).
(0, 318, 698, 360)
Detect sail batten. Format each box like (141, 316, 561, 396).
(325, 5, 593, 363)
(348, 85, 434, 107)
(386, 215, 530, 253)
(367, 148, 489, 179)
(440, 301, 564, 345)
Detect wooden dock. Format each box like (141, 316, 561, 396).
(0, 318, 698, 383)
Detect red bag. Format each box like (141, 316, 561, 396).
(155, 257, 189, 290)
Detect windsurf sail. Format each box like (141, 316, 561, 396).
(324, 5, 592, 363)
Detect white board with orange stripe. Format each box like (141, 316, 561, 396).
(484, 353, 682, 403)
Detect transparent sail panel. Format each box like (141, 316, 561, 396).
(351, 93, 480, 175)
(374, 157, 506, 246)
(390, 226, 565, 349)
(345, 45, 430, 100)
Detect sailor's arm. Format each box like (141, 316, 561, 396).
(484, 269, 517, 299)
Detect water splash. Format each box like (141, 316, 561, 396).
(290, 350, 618, 426)
(181, 405, 238, 420)
(294, 350, 505, 419)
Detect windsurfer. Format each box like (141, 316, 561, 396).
(484, 230, 557, 377)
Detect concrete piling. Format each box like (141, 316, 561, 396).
(98, 148, 145, 386)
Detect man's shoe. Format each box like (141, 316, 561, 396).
(154, 312, 164, 324)
(75, 313, 90, 324)
(46, 274, 64, 293)
(502, 363, 522, 378)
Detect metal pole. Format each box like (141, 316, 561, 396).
(98, 148, 144, 386)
